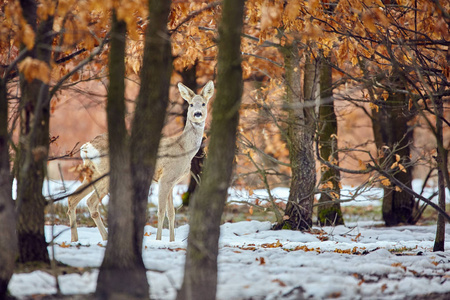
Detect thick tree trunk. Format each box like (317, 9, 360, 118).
(176, 0, 244, 299)
(283, 48, 316, 230)
(372, 78, 414, 226)
(433, 96, 447, 252)
(96, 13, 149, 299)
(15, 0, 54, 264)
(317, 56, 344, 226)
(0, 76, 17, 298)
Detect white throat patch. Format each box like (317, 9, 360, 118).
(80, 142, 101, 166)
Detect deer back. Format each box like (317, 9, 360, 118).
(80, 133, 109, 176)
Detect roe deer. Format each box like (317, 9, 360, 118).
(67, 81, 214, 242)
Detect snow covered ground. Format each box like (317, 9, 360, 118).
(8, 179, 450, 299)
(8, 221, 450, 299)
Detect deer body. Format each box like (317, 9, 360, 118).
(67, 81, 214, 242)
(67, 133, 109, 242)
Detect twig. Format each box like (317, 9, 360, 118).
(49, 34, 110, 98)
(371, 165, 450, 223)
(169, 1, 222, 34)
(50, 173, 109, 202)
(48, 142, 80, 161)
(241, 52, 283, 67)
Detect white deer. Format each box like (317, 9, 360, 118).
(67, 81, 214, 242)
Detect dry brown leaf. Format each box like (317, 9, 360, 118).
(272, 279, 286, 287)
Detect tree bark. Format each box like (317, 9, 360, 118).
(372, 78, 414, 226)
(129, 0, 172, 253)
(15, 0, 54, 264)
(433, 96, 447, 252)
(282, 47, 316, 230)
(182, 143, 205, 206)
(96, 12, 149, 299)
(0, 67, 17, 299)
(97, 0, 172, 296)
(176, 0, 244, 299)
(317, 55, 344, 226)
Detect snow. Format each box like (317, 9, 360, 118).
(14, 176, 450, 208)
(8, 221, 450, 299)
(8, 180, 450, 299)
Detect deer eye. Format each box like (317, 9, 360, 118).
(202, 103, 205, 106)
(190, 104, 193, 107)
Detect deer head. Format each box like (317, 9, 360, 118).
(178, 80, 214, 124)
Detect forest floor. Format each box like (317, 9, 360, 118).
(7, 181, 450, 300)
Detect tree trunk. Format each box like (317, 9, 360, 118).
(180, 64, 203, 207)
(372, 78, 414, 226)
(317, 55, 344, 226)
(96, 12, 149, 300)
(181, 63, 198, 126)
(433, 96, 447, 252)
(0, 72, 18, 298)
(176, 0, 244, 299)
(15, 0, 54, 264)
(282, 48, 316, 230)
(129, 0, 172, 254)
(97, 0, 172, 296)
(182, 143, 205, 206)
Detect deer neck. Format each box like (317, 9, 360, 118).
(182, 119, 205, 151)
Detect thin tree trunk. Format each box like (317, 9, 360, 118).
(317, 55, 344, 226)
(96, 12, 149, 299)
(282, 48, 316, 230)
(433, 96, 446, 252)
(182, 143, 205, 206)
(180, 64, 203, 206)
(176, 0, 244, 299)
(372, 78, 414, 226)
(0, 73, 17, 298)
(16, 0, 54, 264)
(129, 0, 172, 254)
(181, 63, 198, 126)
(97, 0, 172, 296)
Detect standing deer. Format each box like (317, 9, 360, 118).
(67, 80, 214, 242)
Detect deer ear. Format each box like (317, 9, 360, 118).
(178, 82, 196, 102)
(201, 80, 214, 102)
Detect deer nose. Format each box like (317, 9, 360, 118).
(194, 112, 202, 118)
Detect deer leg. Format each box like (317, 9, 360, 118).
(67, 181, 93, 242)
(157, 180, 173, 240)
(167, 187, 176, 242)
(86, 186, 108, 241)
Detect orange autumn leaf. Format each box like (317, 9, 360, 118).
(258, 257, 266, 265)
(18, 57, 51, 84)
(261, 240, 283, 248)
(22, 23, 35, 50)
(379, 176, 391, 187)
(59, 242, 71, 248)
